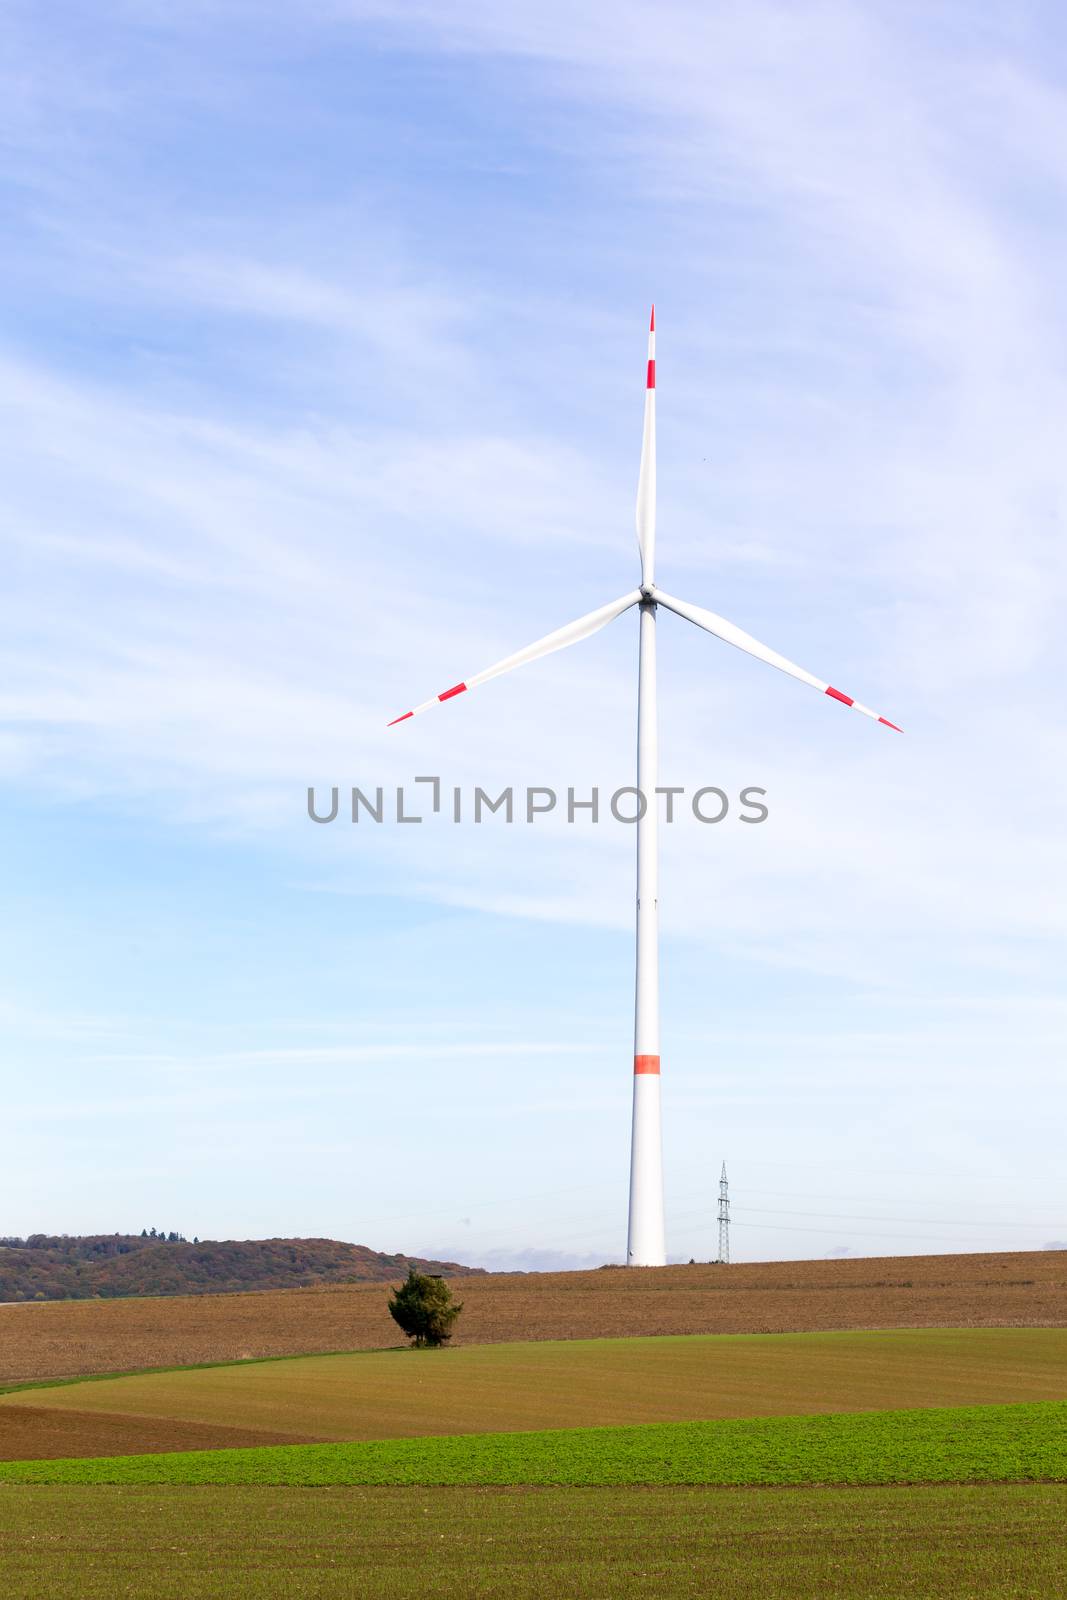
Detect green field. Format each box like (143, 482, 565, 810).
(1, 1483, 1064, 1599)
(4, 1401, 1065, 1487)
(4, 1327, 1064, 1597)
(4, 1327, 1064, 1446)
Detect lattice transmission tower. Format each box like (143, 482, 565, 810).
(716, 1161, 730, 1264)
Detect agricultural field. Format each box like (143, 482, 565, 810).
(5, 1401, 1066, 1487)
(2, 1248, 1063, 1385)
(1, 1484, 1064, 1598)
(10, 1242, 1058, 1595)
(1, 1276, 1065, 1596)
(2, 1326, 1065, 1460)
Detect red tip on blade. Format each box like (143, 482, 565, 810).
(825, 686, 854, 707)
(649, 304, 655, 332)
(647, 359, 656, 389)
(879, 717, 903, 732)
(388, 711, 413, 726)
(438, 682, 468, 702)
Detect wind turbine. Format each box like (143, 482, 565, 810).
(389, 308, 900, 1267)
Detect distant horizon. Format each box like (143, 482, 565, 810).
(6, 1229, 1065, 1277)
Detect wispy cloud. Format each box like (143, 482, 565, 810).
(1, 0, 1064, 1251)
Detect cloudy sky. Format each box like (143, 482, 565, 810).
(2, 1, 1065, 1268)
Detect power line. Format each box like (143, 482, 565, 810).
(736, 1186, 1066, 1218)
(731, 1205, 1067, 1231)
(729, 1218, 1067, 1245)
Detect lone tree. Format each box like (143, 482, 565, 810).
(388, 1266, 463, 1348)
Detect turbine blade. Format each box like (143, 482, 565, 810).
(655, 589, 902, 731)
(635, 305, 656, 586)
(388, 590, 643, 725)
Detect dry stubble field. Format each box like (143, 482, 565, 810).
(2, 1249, 1063, 1385)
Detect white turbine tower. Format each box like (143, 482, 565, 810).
(389, 309, 900, 1267)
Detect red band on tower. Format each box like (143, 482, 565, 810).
(634, 1054, 660, 1075)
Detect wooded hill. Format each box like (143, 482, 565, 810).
(0, 1235, 481, 1302)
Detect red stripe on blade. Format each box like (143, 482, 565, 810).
(879, 717, 903, 732)
(387, 712, 413, 726)
(439, 682, 468, 702)
(649, 305, 655, 332)
(634, 1054, 660, 1075)
(826, 686, 854, 706)
(647, 359, 656, 389)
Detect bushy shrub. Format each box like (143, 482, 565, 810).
(388, 1266, 462, 1348)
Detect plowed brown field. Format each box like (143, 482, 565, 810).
(0, 1405, 310, 1462)
(2, 1249, 1063, 1385)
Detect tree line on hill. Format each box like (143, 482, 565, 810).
(0, 1234, 482, 1302)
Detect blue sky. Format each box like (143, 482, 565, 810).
(2, 2, 1065, 1268)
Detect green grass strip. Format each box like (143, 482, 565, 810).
(3, 1401, 1065, 1487)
